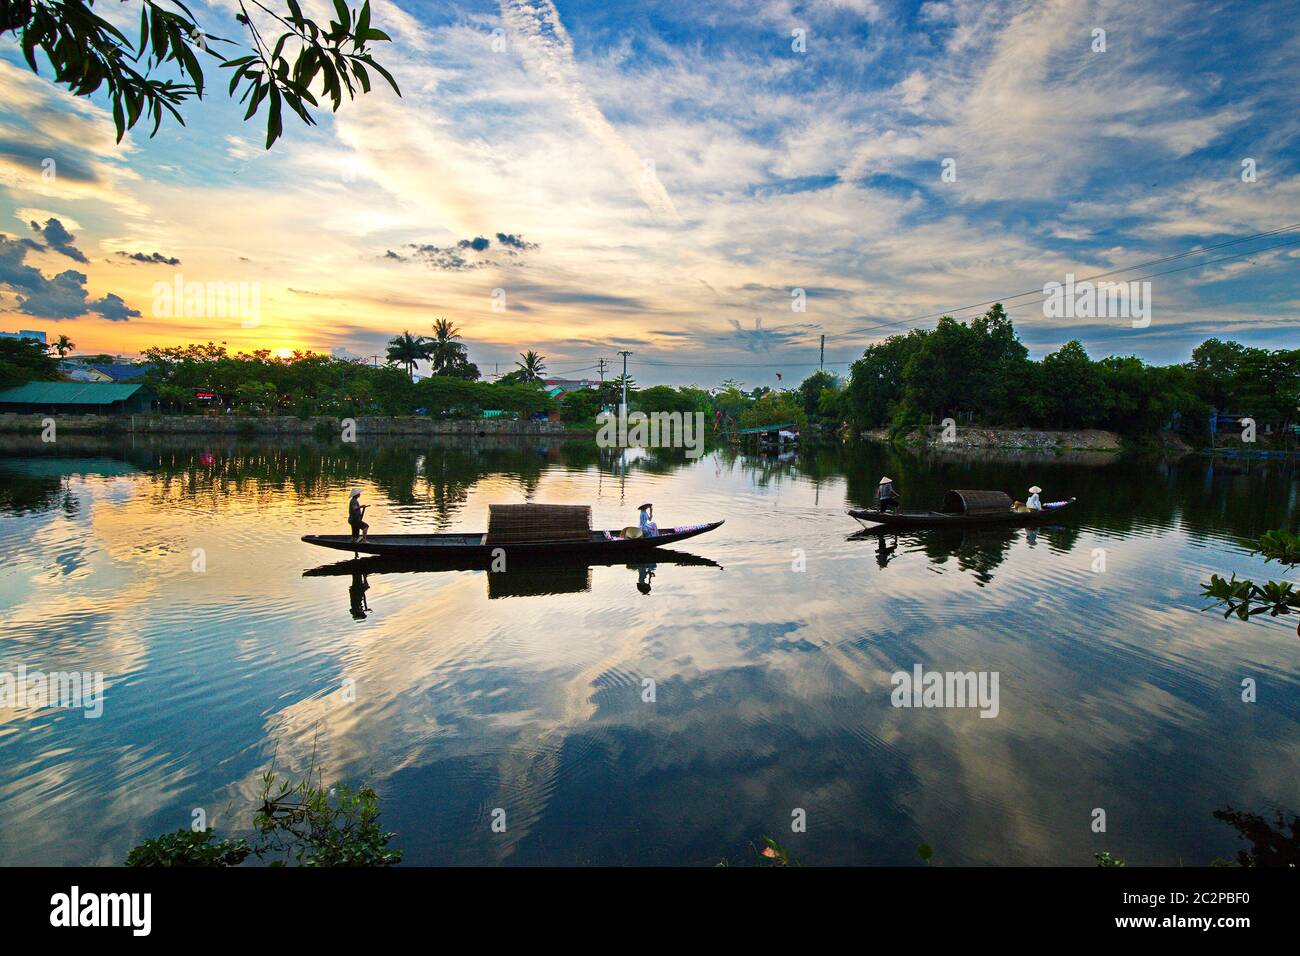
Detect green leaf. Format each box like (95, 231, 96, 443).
(359, 54, 399, 95)
(244, 81, 268, 120)
(265, 84, 283, 149)
(111, 96, 125, 142)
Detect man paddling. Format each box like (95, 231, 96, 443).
(876, 476, 899, 513)
(349, 488, 370, 543)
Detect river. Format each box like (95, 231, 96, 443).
(0, 435, 1296, 865)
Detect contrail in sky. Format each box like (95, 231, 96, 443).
(498, 0, 682, 223)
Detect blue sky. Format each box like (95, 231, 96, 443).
(1, 0, 1298, 385)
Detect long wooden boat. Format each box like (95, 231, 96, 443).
(849, 489, 1077, 528)
(303, 502, 723, 557)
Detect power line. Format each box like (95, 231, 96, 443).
(633, 357, 855, 368)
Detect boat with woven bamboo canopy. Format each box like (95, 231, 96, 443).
(303, 503, 723, 557)
(849, 489, 1077, 528)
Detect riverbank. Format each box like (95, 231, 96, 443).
(0, 413, 593, 437)
(862, 425, 1193, 453)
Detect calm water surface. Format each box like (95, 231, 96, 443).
(1, 435, 1297, 865)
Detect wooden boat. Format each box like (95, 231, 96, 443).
(303, 502, 723, 557)
(849, 489, 1077, 528)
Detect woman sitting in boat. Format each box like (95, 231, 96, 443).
(1026, 485, 1042, 511)
(349, 488, 369, 542)
(638, 503, 659, 537)
(876, 476, 899, 512)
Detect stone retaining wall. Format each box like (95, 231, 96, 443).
(0, 413, 583, 437)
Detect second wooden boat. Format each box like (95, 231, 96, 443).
(849, 489, 1077, 528)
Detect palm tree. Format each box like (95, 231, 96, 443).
(516, 350, 546, 382)
(428, 318, 468, 374)
(49, 334, 75, 359)
(386, 331, 431, 380)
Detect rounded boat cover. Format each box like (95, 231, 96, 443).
(941, 489, 1013, 515)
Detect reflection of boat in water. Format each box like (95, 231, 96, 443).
(304, 549, 722, 603)
(303, 548, 722, 578)
(303, 503, 723, 557)
(849, 489, 1077, 528)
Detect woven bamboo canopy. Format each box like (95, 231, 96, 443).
(941, 489, 1013, 515)
(486, 504, 592, 544)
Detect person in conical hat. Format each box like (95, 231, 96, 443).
(1026, 485, 1042, 512)
(348, 487, 369, 542)
(637, 502, 659, 537)
(876, 476, 899, 513)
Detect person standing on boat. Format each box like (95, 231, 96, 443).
(1026, 486, 1043, 511)
(349, 488, 369, 542)
(876, 476, 899, 512)
(638, 503, 659, 537)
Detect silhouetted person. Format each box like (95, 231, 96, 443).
(637, 564, 656, 594)
(349, 488, 369, 543)
(876, 476, 899, 512)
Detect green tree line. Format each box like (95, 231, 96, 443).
(836, 304, 1299, 439)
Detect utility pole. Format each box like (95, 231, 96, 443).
(819, 334, 824, 371)
(597, 357, 608, 413)
(618, 350, 632, 417)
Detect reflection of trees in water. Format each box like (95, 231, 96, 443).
(0, 469, 64, 514)
(1214, 806, 1300, 867)
(4, 437, 1296, 546)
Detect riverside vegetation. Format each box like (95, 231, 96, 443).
(3, 308, 1297, 443)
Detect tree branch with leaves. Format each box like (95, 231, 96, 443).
(1, 0, 400, 148)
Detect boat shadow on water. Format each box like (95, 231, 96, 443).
(304, 549, 723, 617)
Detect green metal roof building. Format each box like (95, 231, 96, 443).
(0, 382, 155, 415)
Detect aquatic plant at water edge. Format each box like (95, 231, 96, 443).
(1202, 530, 1300, 620)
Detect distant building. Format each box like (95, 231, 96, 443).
(60, 362, 112, 383)
(0, 382, 155, 415)
(543, 378, 599, 397)
(58, 361, 155, 383)
(0, 330, 47, 345)
(88, 363, 154, 383)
